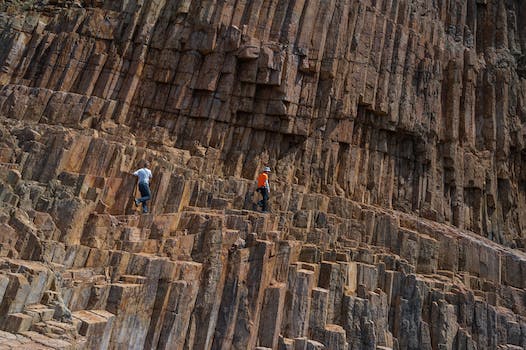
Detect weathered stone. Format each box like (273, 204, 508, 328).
(308, 287, 329, 340)
(72, 309, 114, 350)
(282, 267, 315, 338)
(0, 1, 525, 349)
(258, 283, 286, 349)
(3, 312, 33, 333)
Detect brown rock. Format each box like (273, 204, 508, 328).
(0, 1, 525, 349)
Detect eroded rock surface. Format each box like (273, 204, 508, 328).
(0, 0, 526, 349)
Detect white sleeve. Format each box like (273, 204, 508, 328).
(133, 170, 139, 176)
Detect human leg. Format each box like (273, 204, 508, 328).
(138, 183, 151, 213)
(256, 188, 263, 207)
(260, 188, 269, 212)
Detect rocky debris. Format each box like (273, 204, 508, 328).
(0, 0, 524, 242)
(0, 119, 526, 349)
(0, 0, 525, 349)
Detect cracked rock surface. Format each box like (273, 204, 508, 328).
(0, 0, 526, 349)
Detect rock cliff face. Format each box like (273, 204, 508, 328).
(0, 0, 526, 349)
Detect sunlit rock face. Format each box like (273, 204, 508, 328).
(0, 1, 525, 349)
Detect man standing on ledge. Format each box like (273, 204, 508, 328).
(133, 161, 153, 214)
(257, 166, 271, 212)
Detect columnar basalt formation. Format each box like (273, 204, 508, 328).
(0, 0, 525, 349)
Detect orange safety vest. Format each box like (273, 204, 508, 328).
(257, 172, 268, 188)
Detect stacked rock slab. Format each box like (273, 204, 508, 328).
(0, 0, 525, 349)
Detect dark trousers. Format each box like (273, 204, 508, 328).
(137, 182, 151, 213)
(257, 187, 269, 212)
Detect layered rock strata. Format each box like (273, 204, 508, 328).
(0, 0, 525, 349)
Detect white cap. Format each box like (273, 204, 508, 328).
(263, 166, 271, 172)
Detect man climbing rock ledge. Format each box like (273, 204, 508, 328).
(133, 161, 153, 214)
(256, 166, 271, 213)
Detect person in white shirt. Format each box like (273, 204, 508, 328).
(133, 161, 153, 213)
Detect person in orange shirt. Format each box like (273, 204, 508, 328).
(256, 166, 271, 212)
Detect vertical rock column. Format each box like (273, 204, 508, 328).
(106, 280, 149, 349)
(72, 309, 115, 350)
(210, 248, 250, 350)
(308, 287, 329, 341)
(231, 240, 275, 349)
(186, 222, 228, 350)
(106, 255, 163, 349)
(155, 261, 203, 350)
(257, 283, 286, 349)
(282, 265, 316, 339)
